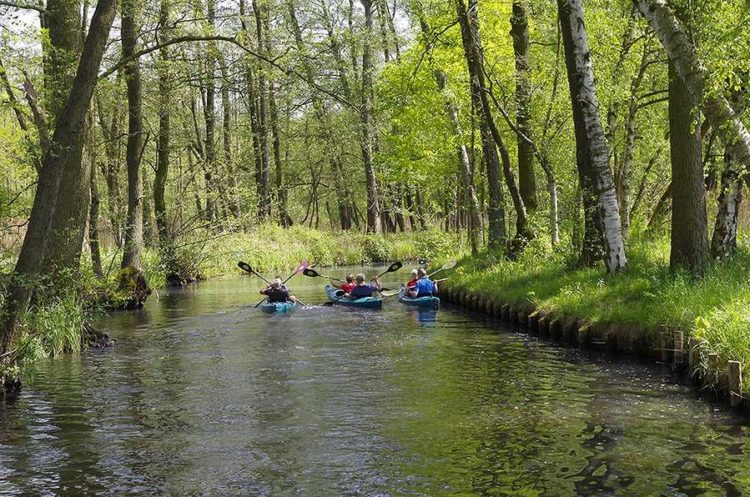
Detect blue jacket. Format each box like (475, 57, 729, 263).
(413, 277, 436, 297)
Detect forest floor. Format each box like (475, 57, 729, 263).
(444, 235, 750, 385)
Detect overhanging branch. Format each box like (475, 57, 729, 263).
(99, 34, 354, 108)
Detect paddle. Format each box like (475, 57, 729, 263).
(373, 261, 403, 281)
(281, 261, 308, 306)
(427, 259, 457, 278)
(238, 261, 272, 285)
(302, 267, 340, 280)
(322, 261, 402, 306)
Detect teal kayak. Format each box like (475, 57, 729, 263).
(260, 301, 299, 314)
(398, 286, 440, 309)
(325, 285, 383, 309)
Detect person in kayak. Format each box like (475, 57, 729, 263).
(347, 273, 382, 299)
(260, 278, 297, 303)
(408, 268, 437, 298)
(406, 269, 418, 290)
(330, 273, 356, 293)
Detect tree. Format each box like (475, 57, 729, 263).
(558, 0, 627, 272)
(1, 0, 118, 379)
(456, 0, 506, 248)
(634, 0, 750, 172)
(668, 62, 707, 273)
(510, 0, 537, 212)
(120, 0, 146, 281)
(359, 0, 382, 233)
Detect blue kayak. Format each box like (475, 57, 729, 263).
(325, 285, 383, 309)
(398, 286, 440, 309)
(260, 301, 299, 314)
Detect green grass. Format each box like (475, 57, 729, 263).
(129, 224, 468, 284)
(447, 235, 750, 384)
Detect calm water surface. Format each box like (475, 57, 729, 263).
(1, 269, 749, 496)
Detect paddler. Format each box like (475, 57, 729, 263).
(407, 268, 437, 298)
(260, 277, 297, 303)
(330, 273, 356, 293)
(346, 273, 382, 299)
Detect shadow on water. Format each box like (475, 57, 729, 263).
(1, 269, 750, 496)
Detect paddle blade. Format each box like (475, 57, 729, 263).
(303, 268, 320, 277)
(387, 261, 403, 273)
(441, 259, 457, 271)
(238, 261, 253, 273)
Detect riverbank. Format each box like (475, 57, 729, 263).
(127, 224, 468, 286)
(441, 236, 750, 408)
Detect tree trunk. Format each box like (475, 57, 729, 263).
(1, 0, 117, 370)
(359, 0, 382, 233)
(202, 0, 218, 224)
(154, 0, 171, 249)
(261, 5, 290, 227)
(647, 182, 672, 232)
(251, 0, 272, 221)
(456, 0, 506, 248)
(120, 0, 145, 272)
(43, 0, 82, 123)
(558, 0, 627, 272)
(416, 3, 482, 251)
(711, 151, 743, 259)
(89, 157, 104, 279)
(634, 0, 750, 173)
(96, 95, 123, 247)
(218, 54, 242, 219)
(510, 0, 537, 211)
(616, 47, 649, 242)
(669, 62, 707, 275)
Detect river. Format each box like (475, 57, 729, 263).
(1, 268, 749, 496)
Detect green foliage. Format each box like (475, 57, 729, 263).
(17, 295, 84, 364)
(139, 225, 469, 282)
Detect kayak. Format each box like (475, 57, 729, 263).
(325, 285, 383, 309)
(260, 301, 299, 314)
(398, 286, 440, 309)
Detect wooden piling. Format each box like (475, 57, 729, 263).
(659, 327, 670, 362)
(538, 315, 549, 336)
(549, 317, 561, 340)
(729, 361, 742, 408)
(501, 304, 510, 321)
(673, 330, 684, 367)
(528, 312, 539, 334)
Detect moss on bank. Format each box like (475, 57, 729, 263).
(445, 236, 750, 385)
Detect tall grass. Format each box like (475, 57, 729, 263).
(131, 224, 468, 283)
(449, 235, 750, 383)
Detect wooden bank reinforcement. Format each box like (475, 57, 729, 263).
(440, 283, 747, 414)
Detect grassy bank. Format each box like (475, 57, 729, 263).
(445, 236, 750, 385)
(132, 224, 468, 284)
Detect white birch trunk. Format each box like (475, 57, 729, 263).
(559, 0, 627, 271)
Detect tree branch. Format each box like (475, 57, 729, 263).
(98, 34, 354, 108)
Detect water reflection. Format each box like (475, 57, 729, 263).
(0, 272, 749, 496)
